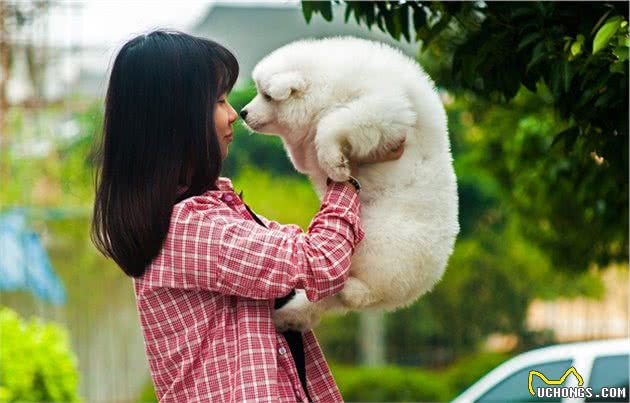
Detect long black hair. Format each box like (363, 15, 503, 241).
(91, 30, 238, 277)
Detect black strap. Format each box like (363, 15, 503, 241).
(243, 202, 311, 402)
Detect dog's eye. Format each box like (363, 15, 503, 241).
(263, 93, 272, 101)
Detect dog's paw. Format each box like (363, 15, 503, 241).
(273, 291, 321, 332)
(318, 148, 351, 182)
(339, 277, 374, 309)
(384, 135, 407, 154)
(367, 134, 407, 162)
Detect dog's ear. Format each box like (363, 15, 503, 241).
(266, 72, 306, 101)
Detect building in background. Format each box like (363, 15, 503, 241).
(192, 2, 418, 84)
(527, 266, 629, 342)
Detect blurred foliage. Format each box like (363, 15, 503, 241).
(331, 364, 451, 402)
(137, 351, 512, 402)
(330, 350, 512, 402)
(136, 382, 157, 403)
(1, 102, 102, 208)
(451, 87, 627, 273)
(0, 307, 79, 402)
(304, 1, 629, 272)
(231, 166, 320, 230)
(441, 350, 513, 397)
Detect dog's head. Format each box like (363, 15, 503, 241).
(241, 66, 318, 138)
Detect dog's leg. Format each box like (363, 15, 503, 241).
(337, 277, 381, 309)
(273, 276, 384, 332)
(273, 289, 323, 332)
(315, 93, 416, 181)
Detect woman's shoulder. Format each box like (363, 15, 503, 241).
(216, 176, 233, 191)
(171, 177, 238, 222)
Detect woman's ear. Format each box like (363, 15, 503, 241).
(266, 71, 306, 101)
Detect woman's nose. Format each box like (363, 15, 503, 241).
(229, 105, 238, 123)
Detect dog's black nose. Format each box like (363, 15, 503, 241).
(240, 109, 248, 119)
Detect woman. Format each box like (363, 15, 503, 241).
(92, 30, 404, 402)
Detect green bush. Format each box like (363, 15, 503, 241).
(331, 364, 451, 402)
(136, 381, 157, 402)
(0, 307, 80, 402)
(442, 351, 512, 399)
(329, 351, 512, 402)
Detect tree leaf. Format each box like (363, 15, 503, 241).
(421, 15, 452, 50)
(593, 15, 623, 54)
(610, 62, 626, 73)
(413, 5, 428, 31)
(518, 32, 544, 52)
(385, 6, 401, 40)
(399, 4, 411, 42)
(318, 1, 333, 22)
(562, 61, 574, 92)
(551, 126, 579, 152)
(365, 3, 375, 28)
(526, 41, 546, 71)
(302, 1, 313, 23)
(344, 3, 352, 23)
(353, 2, 366, 25)
(511, 5, 537, 19)
(570, 34, 585, 56)
(376, 13, 385, 32)
(613, 44, 629, 61)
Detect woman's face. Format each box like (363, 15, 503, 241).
(215, 92, 238, 160)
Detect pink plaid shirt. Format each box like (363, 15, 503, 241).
(133, 177, 364, 402)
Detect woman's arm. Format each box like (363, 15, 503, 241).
(146, 182, 363, 302)
(253, 214, 305, 237)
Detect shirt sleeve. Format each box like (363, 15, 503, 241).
(254, 213, 305, 237)
(151, 182, 364, 302)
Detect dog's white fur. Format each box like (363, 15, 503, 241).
(242, 37, 459, 332)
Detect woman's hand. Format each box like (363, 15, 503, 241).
(350, 139, 406, 176)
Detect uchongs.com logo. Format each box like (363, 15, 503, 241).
(528, 367, 627, 400)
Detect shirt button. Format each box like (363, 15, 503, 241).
(278, 347, 286, 355)
(223, 194, 233, 202)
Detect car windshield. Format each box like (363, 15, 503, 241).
(586, 354, 629, 402)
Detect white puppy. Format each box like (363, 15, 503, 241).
(241, 37, 459, 332)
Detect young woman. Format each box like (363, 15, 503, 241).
(92, 30, 403, 402)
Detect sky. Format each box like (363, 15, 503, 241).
(47, 0, 299, 48)
(48, 1, 213, 48)
(41, 0, 301, 75)
(20, 1, 294, 91)
(9, 1, 213, 102)
(9, 1, 291, 152)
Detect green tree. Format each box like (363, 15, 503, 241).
(304, 1, 629, 272)
(0, 307, 80, 402)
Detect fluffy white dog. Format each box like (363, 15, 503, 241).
(241, 36, 459, 332)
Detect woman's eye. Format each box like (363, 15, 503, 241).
(218, 99, 226, 104)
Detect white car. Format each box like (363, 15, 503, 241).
(452, 338, 629, 403)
